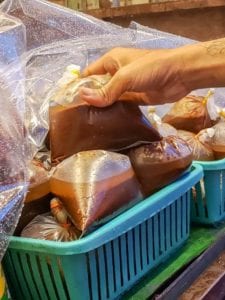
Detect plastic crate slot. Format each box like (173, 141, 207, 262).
(46, 258, 61, 300)
(178, 198, 182, 241)
(187, 191, 190, 234)
(132, 228, 137, 275)
(88, 250, 100, 300)
(159, 211, 165, 255)
(47, 256, 69, 300)
(183, 194, 186, 235)
(175, 200, 179, 243)
(126, 230, 135, 280)
(171, 202, 176, 246)
(97, 246, 107, 299)
(180, 196, 184, 239)
(162, 209, 167, 252)
(25, 253, 42, 300)
(28, 253, 50, 300)
(140, 222, 148, 271)
(151, 217, 156, 261)
(120, 234, 129, 285)
(95, 249, 102, 300)
(145, 220, 150, 265)
(165, 206, 171, 251)
(147, 218, 154, 264)
(109, 241, 117, 293)
(112, 238, 122, 290)
(138, 225, 143, 270)
(39, 255, 59, 300)
(125, 232, 131, 281)
(16, 252, 34, 300)
(86, 254, 94, 300)
(191, 185, 199, 217)
(103, 244, 110, 299)
(104, 242, 115, 297)
(134, 226, 142, 275)
(201, 179, 209, 218)
(118, 237, 124, 287)
(5, 251, 26, 300)
(56, 258, 70, 300)
(153, 214, 160, 260)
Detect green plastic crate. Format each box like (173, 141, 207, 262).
(3, 165, 202, 300)
(191, 159, 225, 225)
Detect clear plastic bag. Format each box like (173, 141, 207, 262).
(21, 197, 78, 241)
(198, 122, 225, 159)
(0, 13, 26, 64)
(128, 136, 192, 196)
(1, 0, 129, 50)
(162, 94, 213, 133)
(50, 150, 143, 232)
(49, 73, 161, 164)
(147, 106, 177, 137)
(0, 65, 28, 261)
(177, 130, 214, 161)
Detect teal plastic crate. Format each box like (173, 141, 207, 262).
(191, 159, 225, 225)
(3, 165, 202, 300)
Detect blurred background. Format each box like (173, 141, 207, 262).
(46, 0, 225, 41)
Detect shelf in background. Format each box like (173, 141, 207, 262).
(87, 0, 225, 19)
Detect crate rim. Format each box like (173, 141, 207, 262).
(193, 158, 225, 170)
(7, 164, 203, 255)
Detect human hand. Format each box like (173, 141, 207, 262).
(82, 47, 151, 77)
(80, 48, 190, 107)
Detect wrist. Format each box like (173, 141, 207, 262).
(178, 42, 225, 91)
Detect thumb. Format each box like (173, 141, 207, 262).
(79, 70, 129, 107)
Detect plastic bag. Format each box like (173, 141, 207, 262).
(21, 197, 78, 241)
(0, 13, 26, 64)
(0, 65, 28, 261)
(128, 136, 192, 196)
(177, 130, 214, 161)
(50, 150, 143, 232)
(162, 94, 213, 133)
(26, 158, 51, 202)
(21, 198, 78, 241)
(147, 106, 177, 137)
(49, 73, 161, 164)
(198, 122, 225, 159)
(1, 0, 128, 50)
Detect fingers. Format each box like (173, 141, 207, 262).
(82, 57, 120, 77)
(79, 70, 129, 107)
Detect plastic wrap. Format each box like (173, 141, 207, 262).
(0, 13, 26, 64)
(129, 136, 193, 196)
(1, 0, 128, 50)
(21, 198, 78, 241)
(0, 65, 28, 261)
(177, 130, 214, 161)
(147, 106, 177, 137)
(49, 73, 161, 164)
(198, 122, 225, 159)
(50, 150, 143, 232)
(162, 94, 213, 133)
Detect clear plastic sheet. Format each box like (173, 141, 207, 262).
(0, 65, 28, 261)
(1, 0, 129, 50)
(0, 13, 26, 64)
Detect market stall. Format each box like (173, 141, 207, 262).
(1, 1, 225, 299)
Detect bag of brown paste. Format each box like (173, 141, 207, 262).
(21, 198, 78, 241)
(50, 150, 143, 232)
(162, 94, 212, 133)
(177, 130, 214, 161)
(198, 122, 225, 159)
(49, 74, 161, 164)
(128, 136, 193, 196)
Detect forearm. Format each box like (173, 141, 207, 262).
(179, 38, 225, 90)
